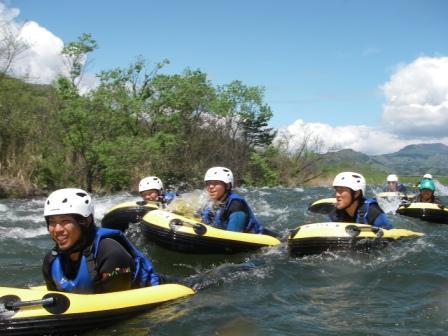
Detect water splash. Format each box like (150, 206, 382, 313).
(93, 192, 136, 220)
(377, 196, 403, 214)
(166, 189, 208, 217)
(434, 180, 448, 196)
(0, 225, 48, 240)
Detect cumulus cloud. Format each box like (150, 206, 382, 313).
(381, 56, 448, 138)
(15, 21, 66, 83)
(0, 3, 67, 83)
(0, 2, 97, 89)
(276, 119, 448, 155)
(279, 56, 448, 155)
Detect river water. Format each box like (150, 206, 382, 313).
(1, 185, 448, 336)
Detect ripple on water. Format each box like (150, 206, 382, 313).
(1, 186, 448, 335)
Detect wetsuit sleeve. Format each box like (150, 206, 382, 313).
(372, 212, 393, 229)
(227, 212, 247, 232)
(226, 200, 248, 232)
(93, 238, 134, 293)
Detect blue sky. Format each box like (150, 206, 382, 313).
(2, 0, 448, 153)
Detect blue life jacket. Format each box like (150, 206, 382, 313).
(50, 227, 159, 293)
(356, 198, 380, 224)
(329, 198, 391, 229)
(201, 192, 264, 233)
(162, 191, 176, 204)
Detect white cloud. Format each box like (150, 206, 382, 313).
(0, 3, 65, 83)
(15, 21, 66, 83)
(276, 119, 448, 155)
(279, 56, 448, 155)
(0, 3, 97, 89)
(381, 56, 448, 138)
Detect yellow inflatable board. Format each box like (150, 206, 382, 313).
(376, 192, 416, 201)
(101, 201, 159, 231)
(288, 222, 424, 257)
(397, 202, 448, 224)
(141, 209, 281, 254)
(308, 198, 336, 214)
(0, 284, 194, 335)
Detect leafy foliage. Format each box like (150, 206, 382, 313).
(0, 33, 329, 196)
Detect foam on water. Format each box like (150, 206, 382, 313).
(249, 197, 288, 217)
(435, 180, 448, 196)
(377, 196, 403, 214)
(0, 225, 48, 240)
(2, 213, 44, 224)
(1, 186, 447, 335)
(93, 192, 136, 220)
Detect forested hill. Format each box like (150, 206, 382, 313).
(0, 35, 322, 198)
(373, 143, 448, 175)
(1, 34, 446, 197)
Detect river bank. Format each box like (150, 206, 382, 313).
(0, 176, 43, 198)
(1, 174, 447, 199)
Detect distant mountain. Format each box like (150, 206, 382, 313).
(319, 143, 448, 177)
(393, 143, 448, 156)
(320, 148, 386, 171)
(373, 143, 448, 175)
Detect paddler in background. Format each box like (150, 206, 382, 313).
(42, 188, 160, 293)
(422, 173, 433, 180)
(412, 173, 433, 188)
(138, 176, 176, 204)
(384, 174, 407, 193)
(198, 166, 264, 233)
(330, 172, 392, 229)
(415, 179, 444, 204)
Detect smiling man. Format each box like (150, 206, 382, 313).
(199, 167, 264, 233)
(138, 176, 176, 204)
(329, 172, 392, 229)
(42, 188, 160, 293)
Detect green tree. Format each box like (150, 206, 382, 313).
(51, 34, 99, 191)
(212, 81, 276, 181)
(244, 151, 279, 187)
(61, 33, 97, 86)
(0, 22, 29, 82)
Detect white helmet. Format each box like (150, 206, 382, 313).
(386, 174, 399, 182)
(333, 172, 366, 196)
(423, 173, 433, 179)
(204, 167, 234, 188)
(44, 188, 94, 218)
(139, 176, 163, 192)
